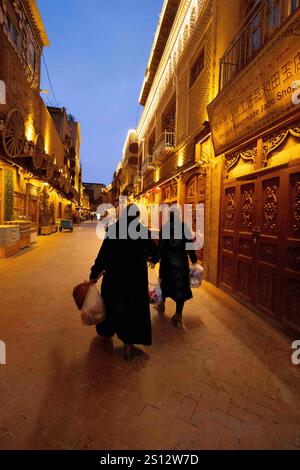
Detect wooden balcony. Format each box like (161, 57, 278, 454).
(152, 131, 175, 161)
(142, 155, 155, 175)
(219, 0, 300, 90)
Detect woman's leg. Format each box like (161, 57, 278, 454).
(172, 300, 185, 329)
(124, 343, 134, 360)
(176, 300, 184, 316)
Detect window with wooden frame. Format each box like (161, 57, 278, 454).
(148, 129, 156, 156)
(190, 48, 205, 88)
(6, 15, 20, 48)
(27, 40, 37, 72)
(266, 0, 281, 33)
(162, 95, 176, 133)
(289, 0, 300, 14)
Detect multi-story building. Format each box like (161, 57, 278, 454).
(119, 129, 139, 199)
(108, 162, 123, 207)
(80, 184, 90, 219)
(208, 0, 300, 333)
(108, 130, 139, 206)
(114, 0, 300, 333)
(47, 107, 81, 214)
(135, 0, 217, 272)
(82, 182, 107, 212)
(0, 0, 82, 255)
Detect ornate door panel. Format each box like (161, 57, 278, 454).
(282, 168, 300, 332)
(219, 164, 300, 333)
(236, 181, 257, 303)
(255, 174, 283, 318)
(219, 184, 237, 292)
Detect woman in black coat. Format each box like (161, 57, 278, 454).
(158, 210, 198, 329)
(89, 205, 159, 360)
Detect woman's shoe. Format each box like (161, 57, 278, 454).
(124, 344, 134, 361)
(171, 314, 183, 329)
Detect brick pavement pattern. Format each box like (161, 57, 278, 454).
(0, 223, 299, 450)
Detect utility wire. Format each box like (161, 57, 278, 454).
(42, 53, 59, 106)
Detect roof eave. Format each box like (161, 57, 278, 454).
(25, 0, 50, 47)
(139, 0, 180, 106)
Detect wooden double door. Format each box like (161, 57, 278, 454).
(219, 164, 300, 333)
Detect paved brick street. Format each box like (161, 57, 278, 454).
(0, 222, 299, 450)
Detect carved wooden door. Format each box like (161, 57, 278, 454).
(254, 171, 284, 319)
(219, 164, 300, 332)
(282, 166, 300, 332)
(236, 180, 257, 305)
(29, 196, 38, 223)
(219, 182, 238, 294)
(219, 179, 257, 300)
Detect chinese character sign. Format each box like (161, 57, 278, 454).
(208, 9, 300, 156)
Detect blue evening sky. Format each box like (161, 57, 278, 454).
(37, 0, 163, 185)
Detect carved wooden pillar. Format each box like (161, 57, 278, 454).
(177, 175, 185, 208)
(256, 138, 264, 170)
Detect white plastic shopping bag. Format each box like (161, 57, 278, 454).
(81, 284, 106, 326)
(190, 262, 204, 288)
(148, 266, 163, 305)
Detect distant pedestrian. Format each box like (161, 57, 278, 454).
(89, 204, 159, 360)
(157, 208, 198, 329)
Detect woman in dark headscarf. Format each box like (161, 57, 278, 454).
(158, 208, 198, 329)
(89, 204, 159, 360)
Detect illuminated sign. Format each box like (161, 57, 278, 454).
(207, 9, 300, 156)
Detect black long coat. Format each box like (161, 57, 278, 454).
(89, 221, 158, 345)
(159, 222, 198, 302)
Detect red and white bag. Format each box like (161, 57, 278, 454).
(148, 266, 163, 305)
(190, 263, 204, 288)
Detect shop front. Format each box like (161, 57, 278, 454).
(208, 7, 300, 333)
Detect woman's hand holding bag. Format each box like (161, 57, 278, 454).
(148, 265, 163, 305)
(73, 277, 106, 326)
